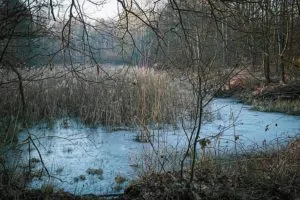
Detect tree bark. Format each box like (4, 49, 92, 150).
(263, 53, 271, 84)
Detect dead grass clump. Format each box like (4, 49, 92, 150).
(86, 167, 103, 176)
(41, 183, 54, 194)
(115, 175, 127, 184)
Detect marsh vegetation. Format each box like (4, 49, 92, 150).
(1, 0, 300, 199)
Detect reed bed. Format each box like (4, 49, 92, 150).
(0, 65, 190, 136)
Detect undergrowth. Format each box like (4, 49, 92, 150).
(123, 138, 300, 200)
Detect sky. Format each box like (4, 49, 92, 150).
(61, 0, 165, 20)
(81, 0, 119, 20)
(56, 0, 167, 23)
(57, 0, 119, 21)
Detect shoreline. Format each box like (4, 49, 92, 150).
(215, 81, 300, 116)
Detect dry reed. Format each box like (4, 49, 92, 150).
(0, 65, 190, 136)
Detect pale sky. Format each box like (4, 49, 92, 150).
(58, 0, 119, 21)
(81, 0, 119, 20)
(57, 0, 166, 22)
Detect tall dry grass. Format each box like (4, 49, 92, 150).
(0, 66, 190, 135)
(0, 65, 193, 198)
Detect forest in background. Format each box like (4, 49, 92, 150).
(1, 0, 300, 74)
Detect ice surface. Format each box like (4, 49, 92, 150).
(14, 98, 300, 195)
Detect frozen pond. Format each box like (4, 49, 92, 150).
(13, 98, 300, 195)
(204, 98, 300, 152)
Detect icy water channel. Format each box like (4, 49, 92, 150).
(13, 98, 300, 195)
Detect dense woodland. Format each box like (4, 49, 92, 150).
(1, 0, 300, 74)
(0, 0, 300, 199)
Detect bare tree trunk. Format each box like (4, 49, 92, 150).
(280, 55, 285, 83)
(263, 0, 271, 84)
(279, 0, 287, 83)
(263, 53, 271, 84)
